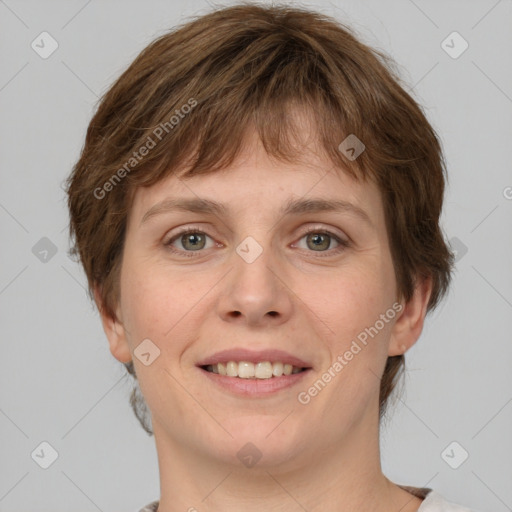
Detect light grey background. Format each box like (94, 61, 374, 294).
(1, 0, 511, 510)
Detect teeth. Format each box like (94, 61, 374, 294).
(205, 361, 305, 379)
(226, 361, 238, 377)
(272, 362, 284, 376)
(255, 362, 273, 379)
(238, 361, 254, 379)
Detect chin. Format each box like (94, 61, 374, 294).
(208, 416, 307, 468)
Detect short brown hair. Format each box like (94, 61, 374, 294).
(66, 2, 453, 434)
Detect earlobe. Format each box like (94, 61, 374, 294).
(388, 276, 433, 356)
(93, 284, 132, 364)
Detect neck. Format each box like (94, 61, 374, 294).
(152, 404, 420, 512)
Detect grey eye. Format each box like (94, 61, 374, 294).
(179, 232, 207, 251)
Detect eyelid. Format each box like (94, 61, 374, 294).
(296, 224, 349, 243)
(163, 224, 215, 243)
(164, 223, 348, 242)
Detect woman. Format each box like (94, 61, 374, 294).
(66, 4, 475, 511)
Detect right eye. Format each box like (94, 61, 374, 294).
(164, 228, 217, 256)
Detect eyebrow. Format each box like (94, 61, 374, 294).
(140, 197, 372, 226)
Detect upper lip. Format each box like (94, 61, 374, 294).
(196, 348, 312, 369)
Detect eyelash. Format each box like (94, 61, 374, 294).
(163, 226, 350, 258)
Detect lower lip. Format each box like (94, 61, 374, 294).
(199, 367, 311, 396)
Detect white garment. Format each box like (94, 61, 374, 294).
(138, 489, 477, 511)
(418, 490, 475, 511)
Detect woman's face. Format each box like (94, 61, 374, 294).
(102, 133, 420, 469)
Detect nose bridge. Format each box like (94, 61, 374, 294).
(218, 234, 292, 325)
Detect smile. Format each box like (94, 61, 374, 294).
(196, 348, 313, 396)
(202, 361, 306, 379)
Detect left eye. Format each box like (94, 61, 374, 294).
(294, 231, 345, 252)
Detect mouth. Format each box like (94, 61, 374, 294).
(201, 361, 308, 379)
(196, 348, 313, 396)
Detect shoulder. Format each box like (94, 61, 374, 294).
(398, 485, 477, 512)
(419, 490, 478, 512)
(138, 501, 159, 512)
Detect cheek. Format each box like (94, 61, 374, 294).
(297, 257, 395, 371)
(309, 267, 386, 330)
(120, 259, 217, 348)
(119, 260, 177, 341)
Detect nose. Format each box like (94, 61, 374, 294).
(216, 242, 294, 328)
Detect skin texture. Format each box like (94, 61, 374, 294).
(96, 130, 432, 512)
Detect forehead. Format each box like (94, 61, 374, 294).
(128, 136, 383, 228)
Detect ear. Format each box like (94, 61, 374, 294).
(388, 275, 433, 356)
(93, 284, 132, 363)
